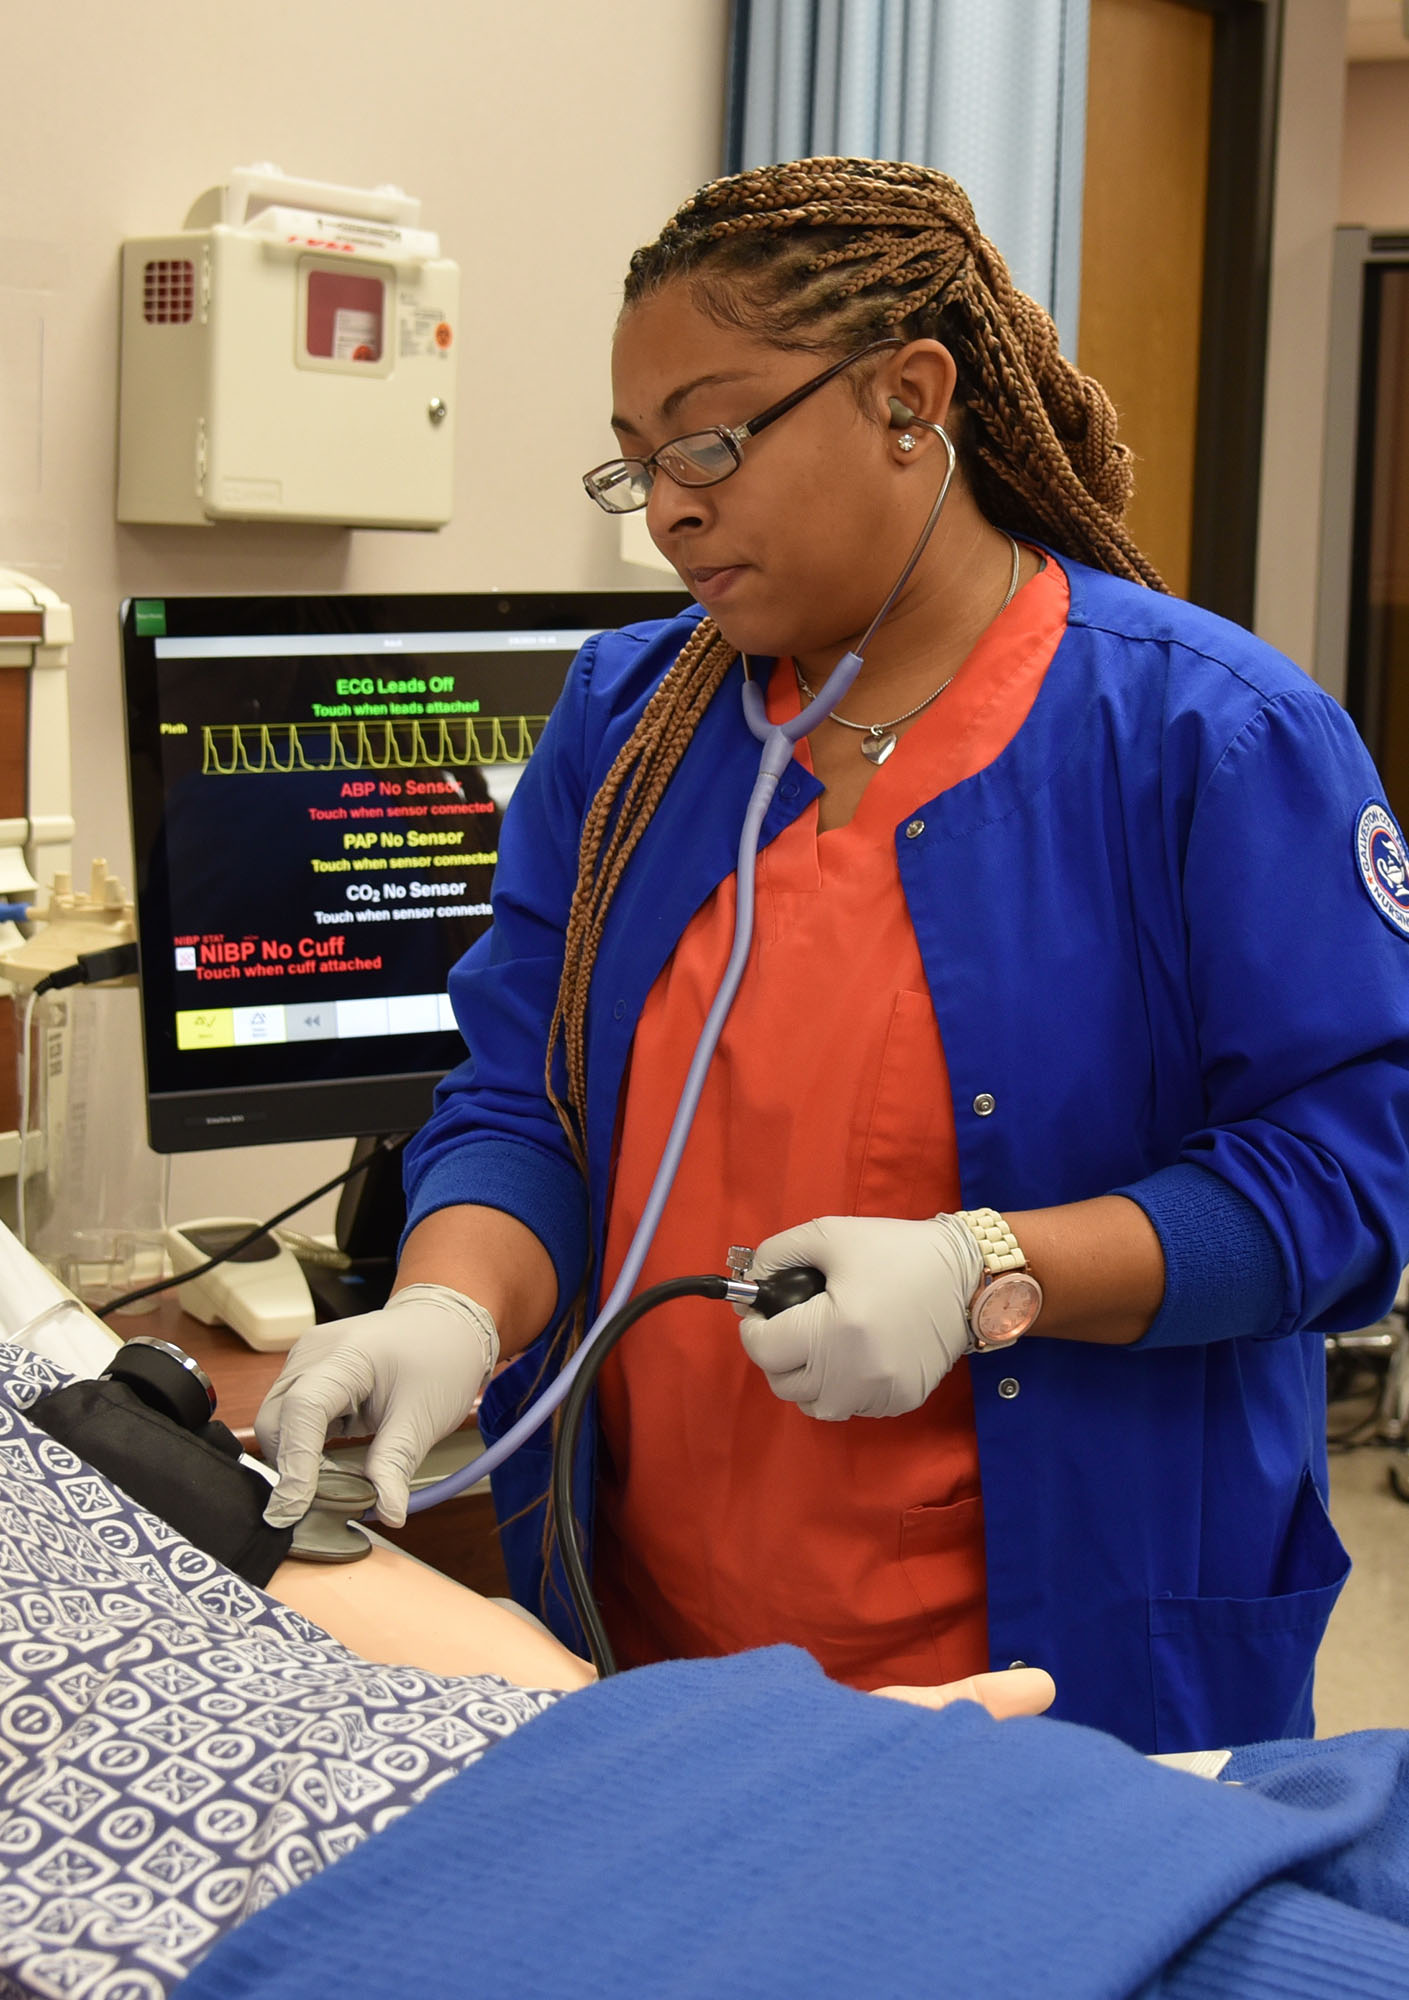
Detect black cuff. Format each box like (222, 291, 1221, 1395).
(28, 1377, 294, 1587)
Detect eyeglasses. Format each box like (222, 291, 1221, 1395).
(582, 339, 902, 515)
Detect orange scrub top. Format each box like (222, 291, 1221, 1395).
(594, 557, 1070, 1689)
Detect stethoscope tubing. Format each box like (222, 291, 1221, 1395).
(404, 733, 789, 1513)
(403, 426, 958, 1517)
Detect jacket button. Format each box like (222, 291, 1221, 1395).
(781, 778, 798, 800)
(905, 819, 925, 839)
(973, 1092, 996, 1116)
(613, 1000, 627, 1020)
(998, 1377, 1020, 1400)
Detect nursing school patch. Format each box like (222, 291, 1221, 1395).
(1355, 800, 1409, 938)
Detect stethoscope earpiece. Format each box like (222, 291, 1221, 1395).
(887, 397, 916, 428)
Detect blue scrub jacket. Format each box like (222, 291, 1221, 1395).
(404, 555, 1409, 1753)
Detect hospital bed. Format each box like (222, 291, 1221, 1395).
(4, 1238, 1409, 1998)
(0, 1332, 563, 1999)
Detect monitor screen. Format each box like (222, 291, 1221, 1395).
(121, 589, 689, 1152)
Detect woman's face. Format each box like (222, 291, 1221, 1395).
(608, 284, 938, 663)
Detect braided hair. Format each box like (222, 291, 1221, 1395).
(548, 157, 1160, 1171)
(626, 158, 1160, 589)
(534, 161, 1158, 1602)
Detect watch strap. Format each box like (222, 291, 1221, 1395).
(955, 1207, 1029, 1277)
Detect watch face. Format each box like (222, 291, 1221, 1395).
(974, 1272, 1043, 1344)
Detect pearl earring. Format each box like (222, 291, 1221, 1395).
(897, 433, 916, 453)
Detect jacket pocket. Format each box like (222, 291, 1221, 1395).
(853, 990, 948, 1215)
(898, 1495, 988, 1676)
(1147, 1471, 1349, 1751)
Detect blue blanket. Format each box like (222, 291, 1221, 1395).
(182, 1647, 1409, 1999)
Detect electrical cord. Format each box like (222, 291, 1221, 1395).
(97, 1135, 405, 1318)
(553, 1263, 826, 1677)
(14, 944, 142, 1248)
(30, 943, 140, 993)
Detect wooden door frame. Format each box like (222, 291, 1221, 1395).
(1182, 0, 1284, 623)
(1346, 243, 1409, 751)
(722, 0, 1284, 622)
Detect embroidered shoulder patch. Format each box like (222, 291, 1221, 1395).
(1355, 800, 1409, 937)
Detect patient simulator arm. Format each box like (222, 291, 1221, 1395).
(265, 1543, 1053, 1721)
(874, 1667, 1056, 1718)
(266, 1539, 598, 1689)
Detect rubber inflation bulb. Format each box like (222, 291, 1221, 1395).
(752, 1265, 827, 1317)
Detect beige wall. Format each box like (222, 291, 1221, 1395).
(2, 0, 726, 1225)
(1341, 60, 1409, 224)
(1253, 0, 1350, 669)
(0, 2, 1362, 1228)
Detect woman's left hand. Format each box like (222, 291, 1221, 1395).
(738, 1214, 984, 1420)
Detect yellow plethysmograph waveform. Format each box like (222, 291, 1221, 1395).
(201, 715, 550, 776)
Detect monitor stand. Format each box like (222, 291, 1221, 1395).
(296, 1134, 408, 1322)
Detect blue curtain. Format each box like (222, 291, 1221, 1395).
(724, 0, 1090, 352)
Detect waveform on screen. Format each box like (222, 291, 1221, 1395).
(201, 715, 550, 777)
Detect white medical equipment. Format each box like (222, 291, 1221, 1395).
(117, 164, 460, 529)
(166, 1214, 316, 1349)
(0, 572, 72, 912)
(0, 572, 74, 1192)
(402, 420, 961, 1516)
(0, 1214, 121, 1373)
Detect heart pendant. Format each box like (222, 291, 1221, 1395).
(861, 731, 896, 765)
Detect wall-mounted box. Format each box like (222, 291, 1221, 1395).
(117, 165, 459, 530)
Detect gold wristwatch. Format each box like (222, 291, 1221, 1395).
(956, 1208, 1043, 1351)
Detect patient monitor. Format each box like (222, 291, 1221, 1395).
(119, 585, 687, 1337)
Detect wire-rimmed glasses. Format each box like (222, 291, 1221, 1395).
(582, 338, 902, 515)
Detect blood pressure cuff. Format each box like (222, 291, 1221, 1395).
(28, 1376, 295, 1587)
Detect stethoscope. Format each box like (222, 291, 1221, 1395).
(402, 418, 959, 1537)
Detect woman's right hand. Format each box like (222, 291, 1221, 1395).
(254, 1283, 499, 1529)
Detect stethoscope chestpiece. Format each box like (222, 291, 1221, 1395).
(288, 1462, 378, 1564)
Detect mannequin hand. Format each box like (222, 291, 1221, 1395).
(738, 1214, 983, 1420)
(872, 1667, 1056, 1718)
(254, 1284, 499, 1528)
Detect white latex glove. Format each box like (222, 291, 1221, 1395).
(738, 1214, 983, 1421)
(254, 1283, 499, 1529)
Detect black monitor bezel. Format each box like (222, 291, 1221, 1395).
(121, 588, 690, 1153)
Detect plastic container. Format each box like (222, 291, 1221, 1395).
(13, 979, 169, 1313)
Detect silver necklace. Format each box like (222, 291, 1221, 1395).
(796, 532, 1023, 765)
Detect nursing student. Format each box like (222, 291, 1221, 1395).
(256, 158, 1409, 1754)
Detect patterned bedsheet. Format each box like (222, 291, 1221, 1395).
(0, 1342, 561, 2000)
